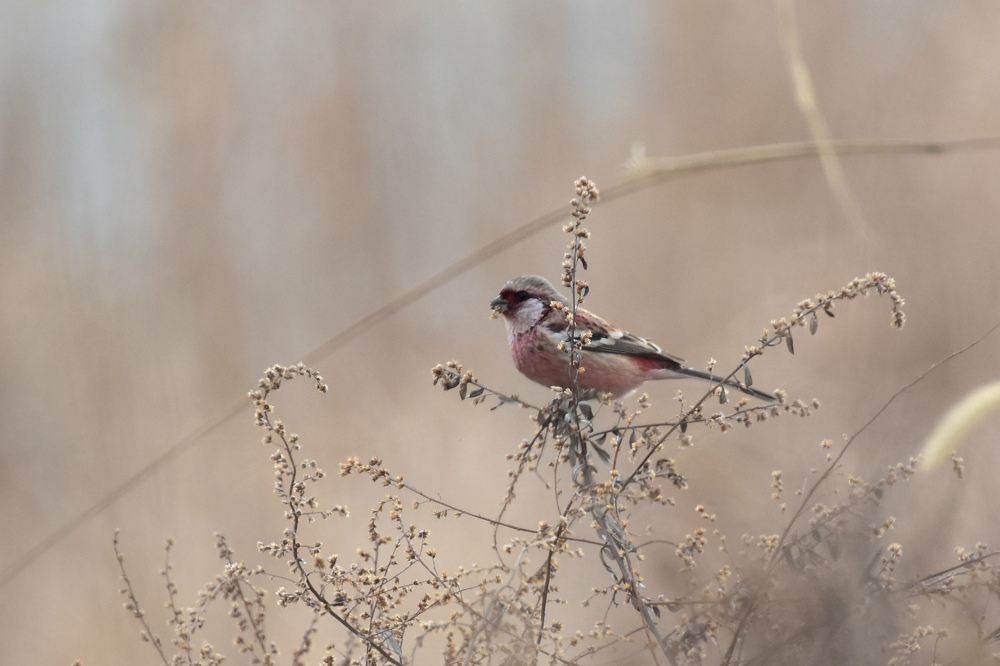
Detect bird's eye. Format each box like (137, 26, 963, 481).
(513, 290, 530, 302)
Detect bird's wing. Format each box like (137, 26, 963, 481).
(583, 329, 685, 364)
(570, 308, 686, 364)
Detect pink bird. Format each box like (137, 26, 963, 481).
(490, 275, 775, 402)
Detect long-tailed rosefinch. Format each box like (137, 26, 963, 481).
(490, 275, 775, 401)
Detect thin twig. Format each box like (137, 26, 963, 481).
(770, 315, 1000, 569)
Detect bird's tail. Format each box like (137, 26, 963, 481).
(677, 366, 777, 402)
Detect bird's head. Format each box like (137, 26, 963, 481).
(490, 275, 566, 334)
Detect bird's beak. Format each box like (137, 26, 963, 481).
(490, 296, 508, 318)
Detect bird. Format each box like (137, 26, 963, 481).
(490, 275, 776, 402)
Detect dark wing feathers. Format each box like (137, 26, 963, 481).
(581, 330, 686, 365)
(543, 304, 687, 366)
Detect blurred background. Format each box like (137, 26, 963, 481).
(2, 3, 1000, 664)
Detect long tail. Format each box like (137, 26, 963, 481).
(677, 366, 777, 402)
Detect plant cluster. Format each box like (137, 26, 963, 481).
(115, 180, 1000, 666)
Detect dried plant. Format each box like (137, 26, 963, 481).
(116, 178, 1000, 666)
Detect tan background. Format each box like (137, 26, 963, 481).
(2, 3, 1000, 664)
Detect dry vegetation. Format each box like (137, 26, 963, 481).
(113, 179, 1000, 666)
